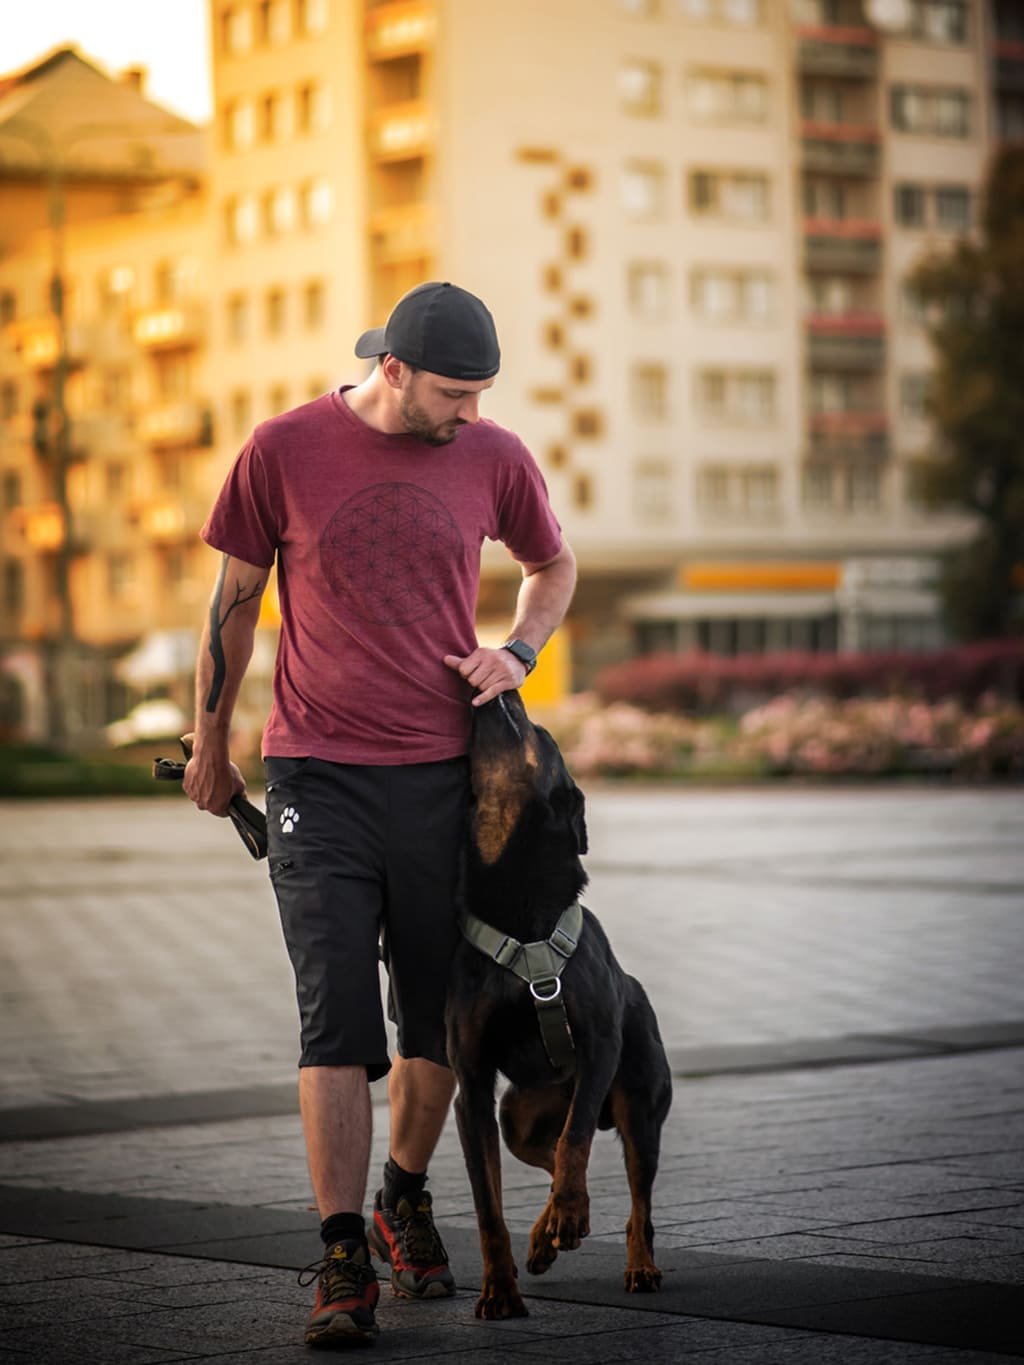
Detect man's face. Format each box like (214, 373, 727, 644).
(397, 367, 495, 446)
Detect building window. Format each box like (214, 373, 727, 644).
(692, 268, 774, 321)
(224, 98, 255, 150)
(909, 0, 967, 43)
(106, 462, 130, 499)
(689, 170, 769, 221)
(98, 264, 135, 313)
(296, 0, 329, 35)
(1, 381, 17, 420)
(3, 559, 24, 616)
(635, 459, 672, 520)
(268, 384, 289, 414)
(227, 292, 249, 343)
(304, 280, 326, 329)
(107, 553, 136, 600)
(264, 185, 297, 236)
(697, 464, 777, 516)
(899, 279, 927, 324)
(566, 226, 589, 260)
(628, 263, 670, 320)
(810, 372, 854, 413)
(935, 185, 971, 231)
(222, 5, 254, 53)
(0, 291, 15, 325)
(572, 409, 604, 439)
(680, 0, 760, 19)
(687, 70, 767, 122)
(231, 389, 252, 438)
(802, 465, 834, 510)
(308, 376, 328, 400)
(894, 183, 926, 226)
(847, 465, 881, 510)
(804, 177, 846, 220)
(631, 363, 669, 419)
(801, 80, 844, 123)
(265, 289, 287, 336)
(301, 179, 334, 227)
(3, 471, 22, 509)
(900, 372, 931, 419)
(740, 466, 778, 515)
(267, 0, 291, 44)
(891, 86, 969, 138)
(697, 466, 731, 511)
(618, 59, 663, 115)
(621, 161, 666, 219)
(697, 370, 776, 422)
(225, 195, 258, 245)
(807, 276, 854, 314)
(297, 82, 331, 134)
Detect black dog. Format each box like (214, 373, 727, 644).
(446, 691, 672, 1319)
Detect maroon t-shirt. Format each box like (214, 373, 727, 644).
(201, 388, 563, 764)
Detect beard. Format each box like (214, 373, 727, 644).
(398, 392, 463, 446)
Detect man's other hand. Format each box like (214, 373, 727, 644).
(444, 647, 526, 707)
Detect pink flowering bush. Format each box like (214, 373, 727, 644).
(545, 692, 1024, 779)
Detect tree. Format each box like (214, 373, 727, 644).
(909, 143, 1024, 640)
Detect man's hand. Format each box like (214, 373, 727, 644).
(182, 747, 247, 817)
(444, 647, 527, 707)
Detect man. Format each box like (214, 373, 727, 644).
(183, 281, 576, 1348)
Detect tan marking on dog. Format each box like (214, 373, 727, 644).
(472, 734, 542, 865)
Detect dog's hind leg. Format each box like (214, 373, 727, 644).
(610, 986, 672, 1293)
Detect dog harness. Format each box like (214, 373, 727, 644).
(460, 901, 583, 1078)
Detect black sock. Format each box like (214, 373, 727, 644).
(320, 1211, 366, 1248)
(381, 1156, 426, 1209)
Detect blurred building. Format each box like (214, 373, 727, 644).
(0, 0, 1015, 741)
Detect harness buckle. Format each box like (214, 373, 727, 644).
(493, 936, 521, 969)
(529, 976, 562, 1003)
(549, 925, 577, 958)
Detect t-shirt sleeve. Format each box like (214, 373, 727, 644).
(495, 436, 564, 565)
(200, 437, 278, 568)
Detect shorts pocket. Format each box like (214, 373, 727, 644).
(265, 756, 313, 794)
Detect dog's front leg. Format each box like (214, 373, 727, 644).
(453, 1064, 527, 1319)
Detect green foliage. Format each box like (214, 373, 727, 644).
(909, 144, 1024, 638)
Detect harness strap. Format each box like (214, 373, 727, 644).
(460, 901, 583, 1076)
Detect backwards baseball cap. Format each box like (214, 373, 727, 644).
(354, 281, 500, 381)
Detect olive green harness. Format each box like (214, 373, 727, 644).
(460, 900, 584, 1078)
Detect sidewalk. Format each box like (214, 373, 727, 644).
(1, 789, 1023, 1362)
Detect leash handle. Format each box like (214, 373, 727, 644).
(151, 736, 268, 860)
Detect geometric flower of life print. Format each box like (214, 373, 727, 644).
(319, 481, 463, 626)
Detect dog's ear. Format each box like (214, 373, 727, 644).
(567, 780, 588, 855)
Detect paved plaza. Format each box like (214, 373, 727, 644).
(0, 786, 1022, 1362)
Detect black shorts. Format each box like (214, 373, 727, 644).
(264, 754, 470, 1080)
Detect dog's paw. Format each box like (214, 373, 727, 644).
(475, 1283, 528, 1319)
(552, 1202, 590, 1251)
(525, 1228, 558, 1276)
(624, 1265, 662, 1293)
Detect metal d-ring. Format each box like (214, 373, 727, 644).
(529, 977, 562, 1003)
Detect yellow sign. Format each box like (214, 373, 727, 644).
(680, 562, 840, 592)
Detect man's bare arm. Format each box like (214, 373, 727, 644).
(444, 540, 577, 706)
(183, 552, 268, 815)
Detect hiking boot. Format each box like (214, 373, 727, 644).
(368, 1189, 455, 1299)
(299, 1240, 380, 1347)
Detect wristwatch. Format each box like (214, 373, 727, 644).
(501, 638, 537, 675)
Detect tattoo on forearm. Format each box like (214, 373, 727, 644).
(205, 555, 263, 713)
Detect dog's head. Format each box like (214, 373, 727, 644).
(469, 691, 587, 867)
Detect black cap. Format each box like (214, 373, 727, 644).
(354, 281, 501, 380)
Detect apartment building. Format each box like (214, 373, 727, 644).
(0, 2, 1015, 740)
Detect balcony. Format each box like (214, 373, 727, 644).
(3, 318, 91, 370)
(994, 39, 1024, 94)
(365, 1, 435, 62)
(801, 122, 880, 177)
(136, 401, 212, 449)
(808, 412, 889, 462)
(132, 304, 205, 351)
(804, 219, 882, 274)
(368, 101, 432, 162)
(368, 202, 436, 263)
(69, 412, 128, 460)
(138, 497, 208, 542)
(806, 313, 886, 369)
(796, 24, 878, 80)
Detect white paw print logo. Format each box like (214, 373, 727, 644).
(280, 806, 300, 835)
